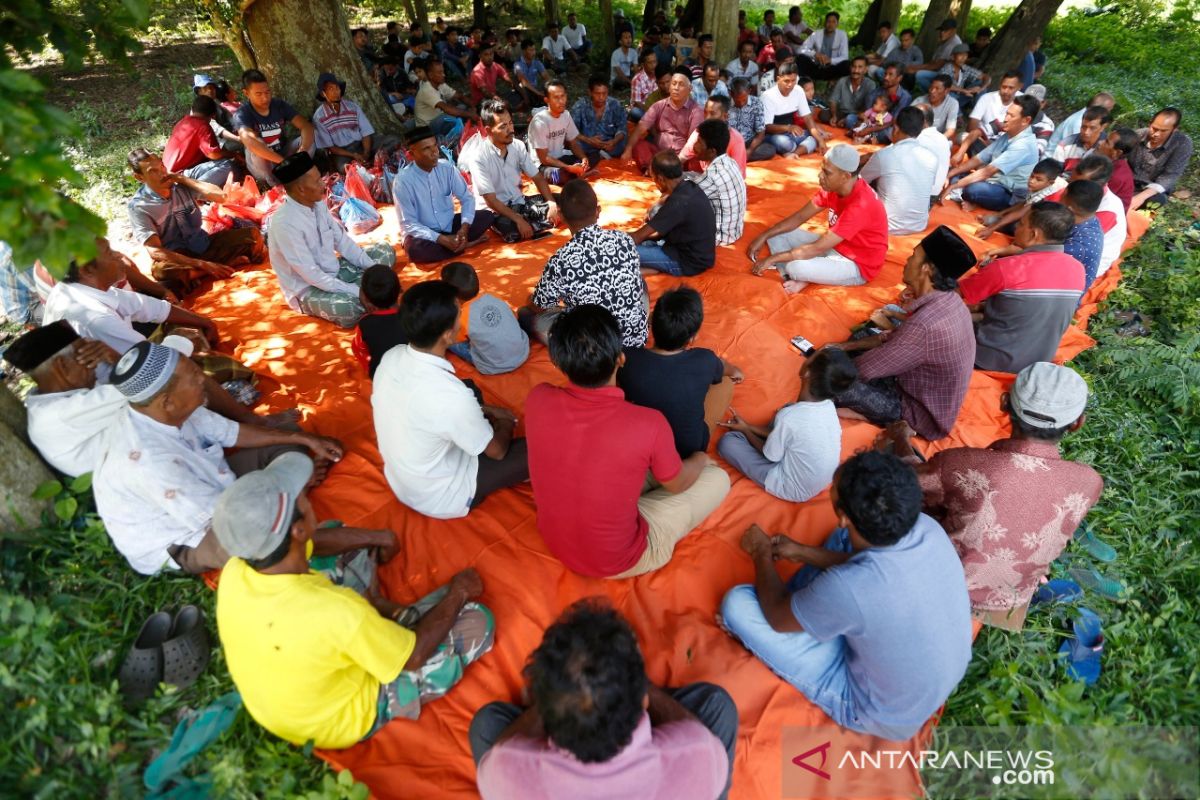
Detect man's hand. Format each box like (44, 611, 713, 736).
(198, 259, 235, 279)
(482, 405, 517, 423)
(437, 233, 461, 253)
(727, 365, 745, 383)
(868, 308, 898, 330)
(303, 434, 345, 463)
(198, 320, 220, 347)
(372, 530, 402, 564)
(746, 236, 767, 265)
(450, 567, 484, 602)
(73, 339, 120, 369)
(976, 224, 995, 240)
(741, 523, 772, 559)
(620, 145, 635, 162)
(516, 217, 535, 240)
(719, 410, 749, 433)
(771, 534, 808, 562)
(545, 200, 560, 226)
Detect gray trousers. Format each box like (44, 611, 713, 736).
(716, 431, 772, 488)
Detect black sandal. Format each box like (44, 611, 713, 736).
(162, 605, 211, 689)
(118, 611, 172, 705)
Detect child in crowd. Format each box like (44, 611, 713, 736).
(353, 265, 406, 378)
(717, 348, 856, 502)
(617, 287, 744, 457)
(441, 262, 529, 375)
(976, 158, 1066, 239)
(852, 93, 894, 143)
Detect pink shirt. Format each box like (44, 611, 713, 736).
(476, 714, 728, 800)
(679, 128, 747, 176)
(638, 98, 704, 152)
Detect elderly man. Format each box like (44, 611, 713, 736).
(267, 152, 396, 327)
(954, 70, 1023, 159)
(747, 144, 888, 293)
(528, 79, 590, 185)
(720, 451, 972, 742)
(622, 68, 703, 173)
(859, 107, 939, 234)
(796, 11, 851, 80)
(1128, 107, 1194, 211)
(213, 455, 493, 749)
(570, 76, 628, 162)
(461, 99, 560, 243)
(127, 149, 265, 295)
(687, 120, 747, 246)
(825, 56, 875, 128)
(909, 17, 962, 92)
(472, 600, 735, 799)
(631, 152, 717, 276)
(394, 126, 494, 264)
(960, 202, 1084, 373)
(233, 69, 315, 186)
(829, 226, 978, 441)
(373, 281, 528, 519)
(942, 95, 1042, 211)
(95, 340, 343, 575)
(311, 72, 377, 173)
(521, 180, 648, 348)
(760, 62, 826, 158)
(729, 78, 773, 162)
(912, 75, 960, 140)
(1047, 91, 1115, 150)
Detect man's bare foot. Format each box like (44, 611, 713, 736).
(782, 152, 801, 160)
(960, 200, 977, 212)
(308, 459, 332, 488)
(465, 235, 489, 249)
(259, 408, 302, 428)
(783, 280, 808, 294)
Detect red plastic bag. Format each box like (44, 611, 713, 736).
(257, 185, 287, 226)
(222, 173, 261, 206)
(202, 203, 233, 234)
(343, 165, 376, 207)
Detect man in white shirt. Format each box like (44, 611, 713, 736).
(797, 11, 850, 80)
(1073, 154, 1127, 277)
(954, 71, 1023, 162)
(528, 80, 590, 185)
(541, 22, 571, 72)
(865, 20, 900, 70)
(761, 63, 826, 157)
(782, 5, 813, 46)
(609, 29, 638, 90)
(859, 107, 938, 235)
(725, 40, 760, 86)
(562, 12, 590, 62)
(916, 104, 952, 199)
(95, 340, 344, 575)
(267, 152, 396, 328)
(372, 280, 527, 519)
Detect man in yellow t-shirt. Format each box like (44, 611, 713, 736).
(212, 452, 494, 749)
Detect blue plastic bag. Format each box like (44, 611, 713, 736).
(339, 196, 382, 235)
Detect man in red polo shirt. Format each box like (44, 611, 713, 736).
(959, 201, 1084, 373)
(163, 94, 238, 187)
(525, 305, 730, 579)
(746, 144, 888, 293)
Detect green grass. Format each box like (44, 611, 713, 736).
(5, 3, 1199, 796)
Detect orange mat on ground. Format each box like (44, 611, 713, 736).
(183, 152, 1147, 799)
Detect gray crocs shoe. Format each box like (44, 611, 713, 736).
(162, 605, 211, 689)
(118, 611, 172, 705)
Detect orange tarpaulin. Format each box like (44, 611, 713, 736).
(184, 151, 1146, 799)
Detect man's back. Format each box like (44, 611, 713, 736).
(618, 346, 724, 456)
(525, 382, 682, 577)
(163, 114, 217, 172)
(859, 139, 937, 234)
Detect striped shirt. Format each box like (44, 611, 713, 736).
(312, 99, 374, 149)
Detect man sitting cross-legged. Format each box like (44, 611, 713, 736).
(94, 341, 343, 575)
(127, 148, 265, 296)
(528, 79, 590, 185)
(760, 62, 826, 158)
(720, 451, 972, 741)
(233, 68, 316, 187)
(880, 361, 1103, 630)
(471, 599, 736, 800)
(685, 120, 747, 246)
(631, 151, 717, 276)
(161, 94, 238, 187)
(857, 106, 939, 235)
(621, 67, 704, 173)
(525, 305, 730, 579)
(394, 125, 494, 264)
(618, 287, 743, 458)
(213, 453, 493, 749)
(747, 144, 888, 294)
(373, 280, 528, 520)
(718, 347, 854, 503)
(942, 94, 1042, 212)
(267, 152, 396, 327)
(312, 71, 382, 174)
(520, 180, 648, 348)
(1128, 106, 1194, 211)
(461, 99, 560, 243)
(569, 76, 629, 162)
(829, 225, 978, 441)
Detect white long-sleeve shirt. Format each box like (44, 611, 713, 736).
(267, 195, 372, 308)
(43, 281, 169, 354)
(800, 29, 850, 65)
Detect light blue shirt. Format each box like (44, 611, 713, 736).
(789, 513, 973, 740)
(393, 159, 476, 242)
(978, 126, 1040, 192)
(690, 77, 729, 107)
(1048, 106, 1084, 150)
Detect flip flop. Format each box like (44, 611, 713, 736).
(1067, 566, 1126, 599)
(1074, 522, 1117, 563)
(1031, 578, 1083, 607)
(161, 606, 211, 690)
(144, 691, 243, 797)
(1058, 607, 1104, 686)
(118, 611, 172, 705)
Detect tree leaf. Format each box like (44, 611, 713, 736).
(54, 496, 78, 522)
(32, 480, 64, 500)
(69, 473, 93, 494)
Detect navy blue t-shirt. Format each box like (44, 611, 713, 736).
(233, 98, 299, 153)
(618, 346, 724, 456)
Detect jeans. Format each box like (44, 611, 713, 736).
(246, 136, 314, 187)
(961, 180, 1014, 210)
(768, 131, 817, 155)
(182, 159, 237, 187)
(469, 683, 738, 799)
(720, 527, 859, 731)
(636, 241, 683, 275)
(914, 69, 940, 93)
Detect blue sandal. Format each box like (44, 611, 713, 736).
(1058, 607, 1104, 686)
(1031, 578, 1083, 607)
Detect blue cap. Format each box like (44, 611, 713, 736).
(192, 73, 217, 93)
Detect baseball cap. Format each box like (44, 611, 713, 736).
(192, 73, 217, 93)
(1010, 362, 1088, 429)
(825, 143, 861, 173)
(951, 43, 970, 54)
(1024, 83, 1047, 102)
(212, 452, 315, 561)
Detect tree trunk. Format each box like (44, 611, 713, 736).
(851, 0, 902, 50)
(399, 0, 418, 27)
(951, 0, 973, 34)
(543, 0, 561, 28)
(0, 386, 53, 534)
(412, 0, 432, 39)
(680, 0, 704, 31)
(198, 0, 258, 69)
(978, 0, 1065, 76)
(642, 0, 656, 36)
(702, 0, 739, 64)
(599, 0, 615, 57)
(241, 0, 402, 137)
(916, 0, 954, 60)
(473, 0, 487, 30)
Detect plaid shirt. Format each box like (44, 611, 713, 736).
(0, 242, 40, 324)
(920, 438, 1103, 621)
(631, 69, 656, 106)
(570, 97, 628, 141)
(938, 62, 983, 89)
(729, 95, 765, 143)
(1129, 127, 1194, 195)
(691, 154, 746, 245)
(854, 290, 975, 440)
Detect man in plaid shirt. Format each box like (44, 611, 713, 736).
(829, 226, 977, 441)
(689, 120, 746, 246)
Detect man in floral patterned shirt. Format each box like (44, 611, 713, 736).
(889, 362, 1103, 630)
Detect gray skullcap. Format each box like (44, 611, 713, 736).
(824, 143, 861, 173)
(1010, 362, 1088, 429)
(112, 341, 180, 403)
(1025, 83, 1047, 102)
(212, 452, 315, 561)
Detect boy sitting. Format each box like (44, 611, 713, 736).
(617, 287, 742, 457)
(976, 157, 1066, 239)
(441, 261, 530, 375)
(718, 348, 855, 502)
(353, 265, 406, 379)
